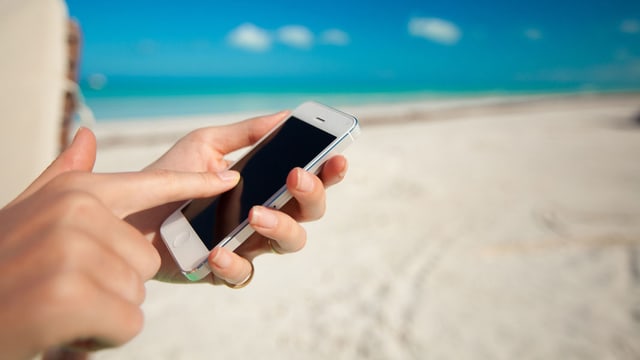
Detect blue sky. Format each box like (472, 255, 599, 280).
(66, 0, 640, 93)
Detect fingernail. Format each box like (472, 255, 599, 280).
(211, 248, 232, 269)
(296, 169, 314, 193)
(252, 206, 278, 229)
(70, 128, 81, 144)
(67, 126, 86, 148)
(217, 170, 240, 183)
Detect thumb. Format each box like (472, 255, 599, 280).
(9, 127, 97, 205)
(53, 127, 97, 173)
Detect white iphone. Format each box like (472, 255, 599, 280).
(160, 101, 360, 281)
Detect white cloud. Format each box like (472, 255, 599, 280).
(227, 23, 271, 52)
(524, 28, 543, 40)
(320, 29, 350, 46)
(620, 19, 640, 34)
(227, 23, 350, 51)
(408, 17, 461, 45)
(277, 25, 314, 49)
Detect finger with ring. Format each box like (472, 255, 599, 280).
(223, 261, 254, 289)
(268, 238, 284, 255)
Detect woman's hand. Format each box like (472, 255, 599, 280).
(126, 111, 349, 286)
(0, 129, 242, 358)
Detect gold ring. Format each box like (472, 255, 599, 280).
(268, 238, 284, 255)
(223, 261, 254, 289)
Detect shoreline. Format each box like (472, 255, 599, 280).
(85, 87, 640, 122)
(92, 92, 640, 149)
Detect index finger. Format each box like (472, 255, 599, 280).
(59, 169, 241, 219)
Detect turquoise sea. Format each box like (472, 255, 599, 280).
(81, 77, 638, 121)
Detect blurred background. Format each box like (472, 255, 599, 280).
(61, 2, 640, 360)
(8, 1, 636, 359)
(65, 0, 640, 120)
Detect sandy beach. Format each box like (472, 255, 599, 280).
(91, 93, 640, 359)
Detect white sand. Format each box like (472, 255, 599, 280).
(92, 94, 640, 359)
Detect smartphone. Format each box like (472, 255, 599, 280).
(160, 101, 360, 281)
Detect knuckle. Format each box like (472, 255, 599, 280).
(136, 279, 147, 304)
(279, 219, 307, 252)
(54, 191, 101, 222)
(126, 270, 146, 305)
(303, 205, 325, 222)
(139, 246, 161, 281)
(227, 262, 252, 285)
(280, 214, 298, 235)
(42, 231, 110, 290)
(45, 230, 88, 270)
(40, 272, 91, 310)
(196, 171, 211, 187)
(293, 227, 308, 252)
(303, 202, 326, 222)
(109, 256, 146, 304)
(123, 229, 161, 281)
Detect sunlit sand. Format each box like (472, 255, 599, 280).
(93, 93, 640, 359)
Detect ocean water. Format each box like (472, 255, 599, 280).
(80, 77, 453, 121)
(80, 77, 634, 122)
(84, 91, 448, 121)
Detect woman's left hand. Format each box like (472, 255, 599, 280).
(126, 111, 348, 287)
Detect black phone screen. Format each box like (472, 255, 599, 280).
(181, 117, 337, 250)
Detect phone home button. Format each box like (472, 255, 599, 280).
(172, 231, 191, 248)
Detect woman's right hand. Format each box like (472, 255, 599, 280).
(0, 128, 240, 359)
